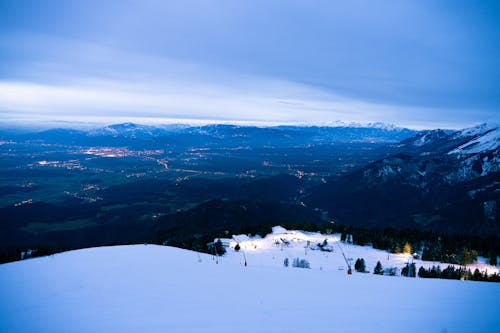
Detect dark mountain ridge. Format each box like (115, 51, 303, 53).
(307, 124, 499, 235)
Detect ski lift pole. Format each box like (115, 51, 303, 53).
(241, 249, 247, 267)
(337, 241, 352, 275)
(407, 257, 414, 277)
(214, 242, 219, 264)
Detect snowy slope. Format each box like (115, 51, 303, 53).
(452, 123, 497, 139)
(1, 233, 499, 333)
(220, 228, 498, 275)
(449, 125, 499, 154)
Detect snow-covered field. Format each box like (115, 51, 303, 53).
(1, 228, 499, 333)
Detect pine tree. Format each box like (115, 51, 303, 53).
(354, 258, 366, 272)
(373, 261, 383, 275)
(473, 268, 483, 281)
(283, 258, 289, 267)
(488, 252, 497, 266)
(214, 239, 226, 255)
(292, 258, 310, 269)
(460, 248, 477, 266)
(418, 266, 427, 278)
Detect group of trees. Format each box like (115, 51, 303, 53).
(354, 258, 366, 272)
(337, 225, 498, 267)
(283, 257, 311, 269)
(292, 258, 310, 269)
(354, 259, 398, 277)
(421, 243, 480, 266)
(351, 258, 500, 282)
(401, 263, 416, 277)
(213, 239, 226, 255)
(418, 265, 500, 282)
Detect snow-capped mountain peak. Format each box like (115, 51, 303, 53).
(449, 125, 499, 155)
(88, 123, 168, 139)
(396, 129, 448, 150)
(452, 122, 498, 139)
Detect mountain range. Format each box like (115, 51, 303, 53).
(307, 123, 499, 234)
(1, 122, 418, 147)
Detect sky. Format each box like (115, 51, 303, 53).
(0, 0, 499, 129)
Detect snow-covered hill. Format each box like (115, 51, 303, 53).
(1, 228, 499, 333)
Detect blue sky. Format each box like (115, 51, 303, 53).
(0, 0, 499, 129)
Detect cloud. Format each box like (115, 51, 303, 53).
(0, 33, 492, 129)
(0, 79, 475, 130)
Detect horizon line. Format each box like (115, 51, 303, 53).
(0, 117, 492, 132)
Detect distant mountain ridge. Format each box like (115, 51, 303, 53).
(88, 122, 419, 142)
(1, 122, 419, 147)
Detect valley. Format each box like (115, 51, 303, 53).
(0, 123, 498, 268)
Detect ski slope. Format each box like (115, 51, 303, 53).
(1, 231, 499, 333)
(220, 227, 498, 275)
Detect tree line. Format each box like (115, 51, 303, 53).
(335, 225, 498, 267)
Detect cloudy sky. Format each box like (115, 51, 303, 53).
(0, 0, 498, 129)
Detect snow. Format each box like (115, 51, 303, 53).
(1, 230, 499, 333)
(480, 154, 500, 176)
(231, 234, 251, 243)
(453, 123, 497, 139)
(450, 126, 500, 154)
(271, 225, 289, 234)
(377, 164, 400, 178)
(226, 229, 498, 275)
(413, 132, 433, 147)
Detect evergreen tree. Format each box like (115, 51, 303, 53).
(354, 258, 366, 272)
(373, 261, 383, 275)
(401, 263, 416, 277)
(473, 268, 483, 281)
(418, 266, 427, 278)
(460, 248, 477, 266)
(292, 258, 310, 269)
(488, 252, 497, 266)
(283, 258, 289, 267)
(214, 239, 226, 255)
